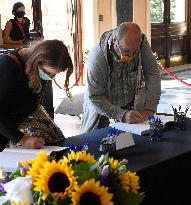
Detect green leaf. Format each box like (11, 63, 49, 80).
(9, 169, 21, 180)
(124, 192, 145, 205)
(57, 197, 71, 205)
(0, 192, 6, 197)
(108, 181, 145, 205)
(120, 191, 145, 205)
(73, 162, 99, 184)
(2, 200, 11, 205)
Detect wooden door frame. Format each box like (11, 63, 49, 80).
(164, 0, 170, 67)
(32, 0, 43, 37)
(31, 0, 83, 85)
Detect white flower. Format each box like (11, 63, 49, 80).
(0, 168, 7, 180)
(119, 159, 128, 166)
(99, 155, 105, 164)
(3, 176, 33, 204)
(101, 165, 110, 177)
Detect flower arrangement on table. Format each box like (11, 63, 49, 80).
(148, 115, 164, 141)
(172, 105, 189, 130)
(148, 115, 164, 130)
(0, 150, 145, 205)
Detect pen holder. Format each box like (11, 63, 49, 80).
(149, 125, 163, 141)
(99, 139, 116, 155)
(174, 112, 186, 130)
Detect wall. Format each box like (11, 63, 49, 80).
(133, 0, 151, 44)
(81, 0, 117, 83)
(81, 0, 117, 53)
(81, 0, 98, 53)
(98, 0, 117, 38)
(81, 0, 151, 53)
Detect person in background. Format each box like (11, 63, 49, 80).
(81, 22, 161, 133)
(3, 2, 30, 45)
(0, 39, 73, 151)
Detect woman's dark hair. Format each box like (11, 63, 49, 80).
(25, 39, 73, 96)
(12, 2, 25, 14)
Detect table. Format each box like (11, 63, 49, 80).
(63, 119, 191, 205)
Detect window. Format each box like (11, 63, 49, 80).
(170, 0, 185, 22)
(150, 0, 164, 23)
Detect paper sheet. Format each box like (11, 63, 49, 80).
(112, 114, 174, 135)
(3, 146, 66, 155)
(0, 146, 67, 172)
(112, 121, 150, 135)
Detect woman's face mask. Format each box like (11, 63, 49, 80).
(38, 69, 52, 81)
(15, 11, 26, 18)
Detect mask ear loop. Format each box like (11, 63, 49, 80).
(136, 53, 144, 94)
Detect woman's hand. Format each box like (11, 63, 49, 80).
(18, 135, 45, 149)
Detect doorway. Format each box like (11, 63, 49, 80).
(150, 0, 190, 67)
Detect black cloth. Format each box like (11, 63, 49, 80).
(0, 49, 38, 150)
(63, 122, 191, 205)
(8, 17, 30, 41)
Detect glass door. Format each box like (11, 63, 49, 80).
(150, 0, 188, 67)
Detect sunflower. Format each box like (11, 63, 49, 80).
(34, 160, 77, 199)
(71, 179, 113, 205)
(108, 157, 119, 171)
(21, 159, 35, 167)
(62, 151, 96, 164)
(26, 151, 48, 181)
(12, 200, 27, 205)
(118, 171, 140, 193)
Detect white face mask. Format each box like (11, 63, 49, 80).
(38, 69, 52, 81)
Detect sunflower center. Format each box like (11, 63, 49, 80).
(48, 172, 70, 193)
(79, 192, 102, 205)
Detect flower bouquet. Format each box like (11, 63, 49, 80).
(0, 151, 145, 205)
(148, 115, 164, 141)
(172, 106, 189, 130)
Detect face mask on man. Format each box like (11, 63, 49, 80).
(114, 40, 139, 63)
(119, 53, 138, 63)
(112, 50, 138, 63)
(38, 69, 52, 81)
(15, 11, 25, 18)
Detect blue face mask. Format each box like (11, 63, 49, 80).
(38, 69, 52, 81)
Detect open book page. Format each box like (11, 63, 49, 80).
(112, 114, 174, 135)
(1, 146, 68, 172)
(112, 121, 150, 135)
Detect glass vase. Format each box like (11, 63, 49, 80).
(149, 125, 163, 141)
(99, 141, 116, 155)
(174, 113, 186, 130)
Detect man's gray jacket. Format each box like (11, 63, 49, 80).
(81, 29, 161, 133)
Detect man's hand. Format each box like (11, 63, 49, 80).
(19, 135, 45, 149)
(122, 110, 145, 124)
(140, 109, 155, 121)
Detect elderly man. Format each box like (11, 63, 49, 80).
(81, 22, 161, 133)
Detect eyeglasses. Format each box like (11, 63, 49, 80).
(117, 41, 140, 57)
